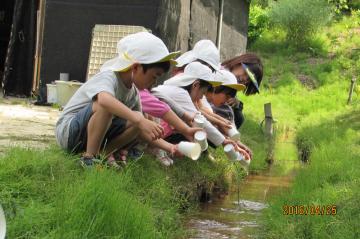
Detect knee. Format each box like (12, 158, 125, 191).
(92, 100, 112, 120)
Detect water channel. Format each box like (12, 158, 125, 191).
(187, 139, 301, 238)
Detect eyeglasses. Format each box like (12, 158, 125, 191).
(241, 63, 260, 93)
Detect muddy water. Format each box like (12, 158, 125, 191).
(187, 159, 300, 239)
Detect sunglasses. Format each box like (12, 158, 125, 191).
(241, 63, 260, 93)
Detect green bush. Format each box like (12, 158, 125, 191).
(328, 0, 360, 15)
(248, 4, 269, 45)
(268, 0, 332, 47)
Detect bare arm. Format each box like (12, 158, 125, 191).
(97, 92, 164, 141)
(162, 110, 201, 141)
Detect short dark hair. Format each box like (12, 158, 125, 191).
(141, 61, 171, 73)
(182, 79, 211, 93)
(214, 86, 237, 98)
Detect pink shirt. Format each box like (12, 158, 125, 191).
(139, 89, 173, 137)
(140, 89, 170, 118)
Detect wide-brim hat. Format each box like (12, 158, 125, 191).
(164, 62, 221, 87)
(100, 32, 180, 72)
(175, 40, 220, 71)
(215, 70, 246, 91)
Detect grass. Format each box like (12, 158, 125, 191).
(1, 10, 359, 239)
(0, 144, 245, 238)
(243, 10, 360, 239)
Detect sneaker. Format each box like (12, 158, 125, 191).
(127, 147, 144, 161)
(79, 156, 101, 168)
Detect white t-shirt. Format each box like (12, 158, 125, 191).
(151, 85, 225, 146)
(55, 70, 141, 149)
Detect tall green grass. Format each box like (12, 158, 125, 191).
(242, 11, 360, 239)
(0, 145, 238, 238)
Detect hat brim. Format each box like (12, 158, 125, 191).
(223, 83, 246, 91)
(165, 73, 222, 87)
(242, 63, 260, 93)
(101, 51, 181, 73)
(157, 51, 181, 65)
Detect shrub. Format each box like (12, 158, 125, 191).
(268, 0, 332, 47)
(328, 0, 360, 15)
(248, 4, 269, 46)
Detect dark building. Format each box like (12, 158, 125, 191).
(0, 0, 249, 99)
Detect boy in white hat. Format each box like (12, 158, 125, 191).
(173, 40, 232, 130)
(152, 62, 251, 160)
(55, 32, 179, 167)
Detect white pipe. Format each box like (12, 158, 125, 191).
(216, 0, 224, 51)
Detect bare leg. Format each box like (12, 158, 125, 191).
(85, 100, 113, 157)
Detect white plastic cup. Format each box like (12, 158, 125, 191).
(194, 131, 208, 151)
(224, 144, 239, 161)
(194, 114, 205, 128)
(59, 73, 69, 81)
(228, 126, 240, 141)
(178, 141, 201, 160)
(0, 204, 6, 239)
(237, 153, 251, 167)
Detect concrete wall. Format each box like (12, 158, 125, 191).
(220, 0, 249, 60)
(40, 0, 249, 88)
(156, 0, 249, 61)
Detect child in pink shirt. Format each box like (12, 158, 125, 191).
(139, 89, 199, 165)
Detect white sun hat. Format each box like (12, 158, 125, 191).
(164, 62, 221, 87)
(215, 70, 246, 91)
(175, 40, 220, 71)
(100, 32, 180, 72)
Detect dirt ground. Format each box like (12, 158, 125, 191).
(0, 98, 60, 154)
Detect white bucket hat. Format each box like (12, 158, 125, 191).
(175, 40, 220, 71)
(164, 62, 221, 87)
(100, 32, 180, 72)
(215, 70, 246, 91)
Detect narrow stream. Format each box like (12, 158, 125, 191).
(187, 159, 301, 239)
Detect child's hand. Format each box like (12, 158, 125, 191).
(236, 141, 253, 159)
(235, 145, 251, 161)
(227, 98, 239, 107)
(138, 118, 164, 141)
(184, 127, 203, 141)
(219, 120, 232, 129)
(223, 138, 251, 161)
(170, 144, 183, 158)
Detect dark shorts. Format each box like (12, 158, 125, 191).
(67, 103, 127, 154)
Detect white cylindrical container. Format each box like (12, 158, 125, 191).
(227, 126, 240, 141)
(59, 73, 69, 81)
(194, 131, 208, 151)
(178, 141, 201, 160)
(0, 204, 6, 239)
(46, 84, 57, 103)
(55, 81, 83, 106)
(224, 144, 239, 161)
(194, 114, 205, 128)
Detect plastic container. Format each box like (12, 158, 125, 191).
(55, 81, 83, 106)
(59, 73, 69, 81)
(46, 84, 57, 103)
(0, 204, 6, 239)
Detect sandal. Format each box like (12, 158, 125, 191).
(156, 149, 173, 166)
(106, 155, 122, 170)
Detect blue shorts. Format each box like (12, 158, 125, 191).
(67, 103, 127, 153)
